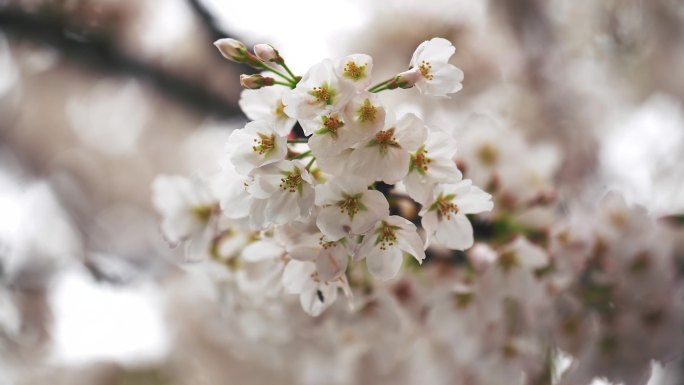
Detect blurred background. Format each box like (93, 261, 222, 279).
(0, 0, 683, 384)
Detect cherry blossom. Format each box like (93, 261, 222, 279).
(420, 179, 493, 250)
(239, 85, 296, 136)
(226, 120, 287, 175)
(347, 113, 427, 184)
(283, 59, 354, 122)
(403, 126, 463, 204)
(314, 177, 389, 241)
(409, 37, 464, 97)
(356, 215, 425, 280)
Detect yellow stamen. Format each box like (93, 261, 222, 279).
(419, 60, 433, 80)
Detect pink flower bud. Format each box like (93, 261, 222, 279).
(239, 74, 275, 89)
(214, 38, 247, 62)
(254, 44, 282, 63)
(394, 68, 422, 89)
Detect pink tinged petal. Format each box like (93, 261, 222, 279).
(221, 188, 251, 218)
(366, 247, 403, 280)
(268, 191, 304, 225)
(248, 199, 269, 230)
(394, 113, 428, 151)
(282, 260, 315, 294)
(435, 214, 474, 251)
(247, 171, 281, 198)
(316, 244, 349, 281)
(298, 186, 316, 219)
(350, 190, 389, 235)
(454, 186, 493, 214)
(314, 181, 344, 206)
(300, 281, 338, 316)
(315, 150, 351, 176)
(241, 240, 284, 262)
(336, 176, 371, 195)
(286, 234, 321, 261)
(348, 145, 409, 184)
(411, 37, 456, 66)
(506, 237, 549, 269)
(403, 171, 434, 204)
(396, 229, 426, 263)
(419, 62, 464, 97)
(316, 206, 351, 241)
(161, 213, 196, 244)
(183, 225, 215, 261)
(420, 210, 439, 248)
(440, 179, 473, 197)
(426, 129, 458, 159)
(308, 131, 347, 157)
(379, 148, 411, 184)
(355, 233, 376, 261)
(428, 159, 463, 182)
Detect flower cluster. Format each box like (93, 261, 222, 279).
(148, 38, 684, 384)
(152, 37, 491, 315)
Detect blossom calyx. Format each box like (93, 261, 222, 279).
(390, 68, 422, 89)
(240, 74, 275, 89)
(254, 44, 284, 65)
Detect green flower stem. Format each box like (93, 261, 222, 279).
(305, 156, 316, 171)
(281, 62, 299, 84)
(367, 78, 393, 92)
(273, 80, 293, 87)
(369, 84, 392, 93)
(291, 150, 312, 160)
(259, 63, 296, 87)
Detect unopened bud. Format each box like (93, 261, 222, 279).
(254, 44, 283, 64)
(214, 38, 247, 62)
(240, 74, 275, 89)
(391, 67, 422, 89)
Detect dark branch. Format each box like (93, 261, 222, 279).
(0, 7, 243, 119)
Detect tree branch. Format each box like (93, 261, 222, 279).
(0, 6, 244, 120)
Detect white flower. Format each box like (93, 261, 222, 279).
(283, 59, 354, 122)
(409, 37, 464, 97)
(455, 114, 525, 188)
(356, 216, 425, 280)
(226, 120, 287, 175)
(335, 54, 373, 90)
(287, 232, 352, 281)
(215, 163, 253, 220)
(304, 111, 352, 157)
(151, 175, 217, 259)
(315, 177, 389, 240)
(246, 160, 315, 229)
(152, 175, 215, 244)
(496, 237, 549, 273)
(403, 126, 462, 204)
(239, 85, 296, 136)
(282, 259, 347, 316)
(304, 94, 385, 158)
(420, 180, 493, 250)
(342, 93, 386, 140)
(347, 113, 427, 184)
